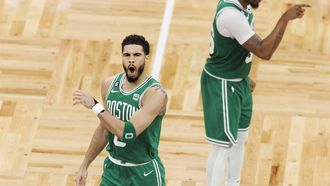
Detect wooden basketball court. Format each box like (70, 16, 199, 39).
(0, 0, 329, 185)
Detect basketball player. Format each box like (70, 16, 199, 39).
(73, 34, 167, 186)
(201, 0, 310, 185)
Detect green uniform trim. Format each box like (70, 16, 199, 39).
(119, 75, 153, 95)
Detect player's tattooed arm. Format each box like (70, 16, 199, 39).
(153, 84, 166, 94)
(272, 27, 285, 51)
(242, 23, 287, 61)
(242, 34, 262, 56)
(152, 84, 168, 116)
(128, 85, 167, 135)
(243, 4, 310, 60)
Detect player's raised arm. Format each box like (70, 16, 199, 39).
(242, 4, 311, 60)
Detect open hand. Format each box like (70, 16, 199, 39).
(75, 168, 88, 186)
(73, 90, 95, 109)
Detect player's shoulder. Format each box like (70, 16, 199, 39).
(219, 6, 243, 17)
(102, 75, 116, 88)
(217, 7, 248, 29)
(145, 83, 167, 101)
(101, 73, 124, 88)
(150, 83, 166, 93)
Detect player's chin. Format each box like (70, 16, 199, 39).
(126, 76, 139, 83)
(127, 70, 137, 78)
(126, 72, 139, 82)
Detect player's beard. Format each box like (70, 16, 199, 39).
(245, 0, 260, 9)
(123, 63, 145, 83)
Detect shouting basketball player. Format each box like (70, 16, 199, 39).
(73, 34, 167, 186)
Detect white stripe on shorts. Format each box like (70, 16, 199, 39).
(222, 80, 237, 145)
(152, 159, 161, 186)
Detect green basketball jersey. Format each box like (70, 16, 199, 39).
(205, 0, 255, 79)
(105, 73, 164, 164)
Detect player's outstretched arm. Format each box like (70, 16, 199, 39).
(75, 123, 108, 186)
(243, 4, 310, 60)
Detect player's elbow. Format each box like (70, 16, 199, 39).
(254, 49, 273, 60)
(260, 54, 272, 60)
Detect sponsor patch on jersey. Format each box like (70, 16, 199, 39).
(133, 93, 140, 101)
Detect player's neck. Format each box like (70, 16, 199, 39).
(238, 0, 248, 9)
(122, 72, 148, 91)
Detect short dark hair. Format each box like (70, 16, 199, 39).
(121, 34, 150, 55)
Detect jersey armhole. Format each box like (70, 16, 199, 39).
(104, 73, 122, 103)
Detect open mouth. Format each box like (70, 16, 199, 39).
(129, 66, 136, 73)
(127, 65, 137, 76)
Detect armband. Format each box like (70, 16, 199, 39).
(92, 102, 105, 115)
(122, 121, 136, 143)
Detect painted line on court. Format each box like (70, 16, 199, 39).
(151, 0, 175, 80)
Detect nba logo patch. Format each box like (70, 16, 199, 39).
(114, 82, 119, 87)
(133, 93, 140, 101)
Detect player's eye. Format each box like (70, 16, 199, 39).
(123, 53, 130, 57)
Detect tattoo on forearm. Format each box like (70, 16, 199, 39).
(272, 28, 285, 51)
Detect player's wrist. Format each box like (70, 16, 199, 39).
(280, 13, 291, 23)
(79, 161, 90, 170)
(91, 98, 105, 115)
(79, 164, 88, 171)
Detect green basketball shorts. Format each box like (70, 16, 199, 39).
(100, 155, 166, 186)
(200, 70, 252, 147)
